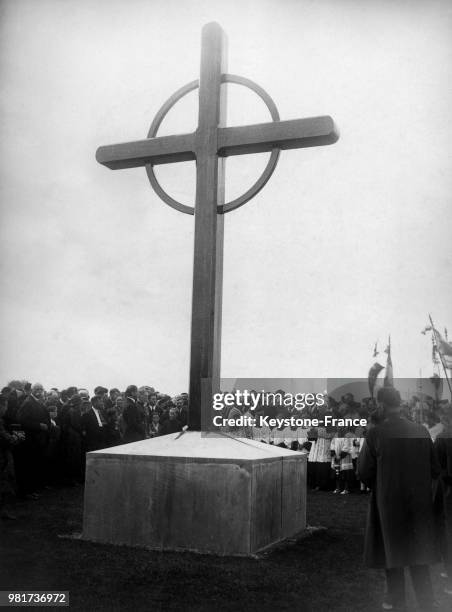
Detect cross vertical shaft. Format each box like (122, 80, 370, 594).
(188, 23, 227, 430)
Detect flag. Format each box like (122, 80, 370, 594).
(432, 341, 440, 365)
(421, 320, 452, 369)
(432, 327, 452, 370)
(372, 341, 379, 358)
(443, 354, 452, 370)
(426, 320, 452, 371)
(384, 338, 393, 387)
(433, 328, 452, 358)
(368, 362, 384, 398)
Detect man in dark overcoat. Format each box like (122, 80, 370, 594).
(122, 385, 146, 443)
(358, 386, 440, 611)
(433, 409, 452, 597)
(81, 395, 106, 453)
(18, 383, 51, 496)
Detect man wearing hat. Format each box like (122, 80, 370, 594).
(358, 386, 440, 611)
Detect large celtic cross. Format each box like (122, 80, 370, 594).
(96, 22, 339, 430)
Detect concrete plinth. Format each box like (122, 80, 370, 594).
(82, 432, 306, 556)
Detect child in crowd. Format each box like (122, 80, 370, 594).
(330, 430, 354, 494)
(310, 426, 334, 490)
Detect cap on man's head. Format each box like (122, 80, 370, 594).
(94, 386, 108, 395)
(126, 385, 138, 396)
(70, 394, 82, 407)
(377, 387, 401, 409)
(7, 380, 24, 391)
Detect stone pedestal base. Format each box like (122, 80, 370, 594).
(82, 432, 306, 556)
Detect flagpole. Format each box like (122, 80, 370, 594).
(429, 313, 452, 397)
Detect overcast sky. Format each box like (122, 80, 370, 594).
(1, 0, 451, 396)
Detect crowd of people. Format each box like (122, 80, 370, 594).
(1, 381, 450, 517)
(0, 381, 188, 517)
(222, 390, 451, 495)
(1, 379, 452, 608)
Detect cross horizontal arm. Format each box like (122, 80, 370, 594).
(96, 116, 339, 170)
(96, 133, 196, 169)
(217, 116, 339, 157)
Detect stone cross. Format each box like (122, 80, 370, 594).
(96, 22, 339, 430)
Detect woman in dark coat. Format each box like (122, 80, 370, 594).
(358, 387, 440, 610)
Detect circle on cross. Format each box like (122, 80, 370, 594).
(145, 74, 281, 215)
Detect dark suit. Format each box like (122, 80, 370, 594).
(122, 397, 146, 443)
(18, 395, 51, 492)
(19, 395, 50, 446)
(103, 424, 121, 448)
(81, 408, 105, 452)
(64, 407, 84, 481)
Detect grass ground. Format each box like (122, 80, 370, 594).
(0, 487, 450, 611)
